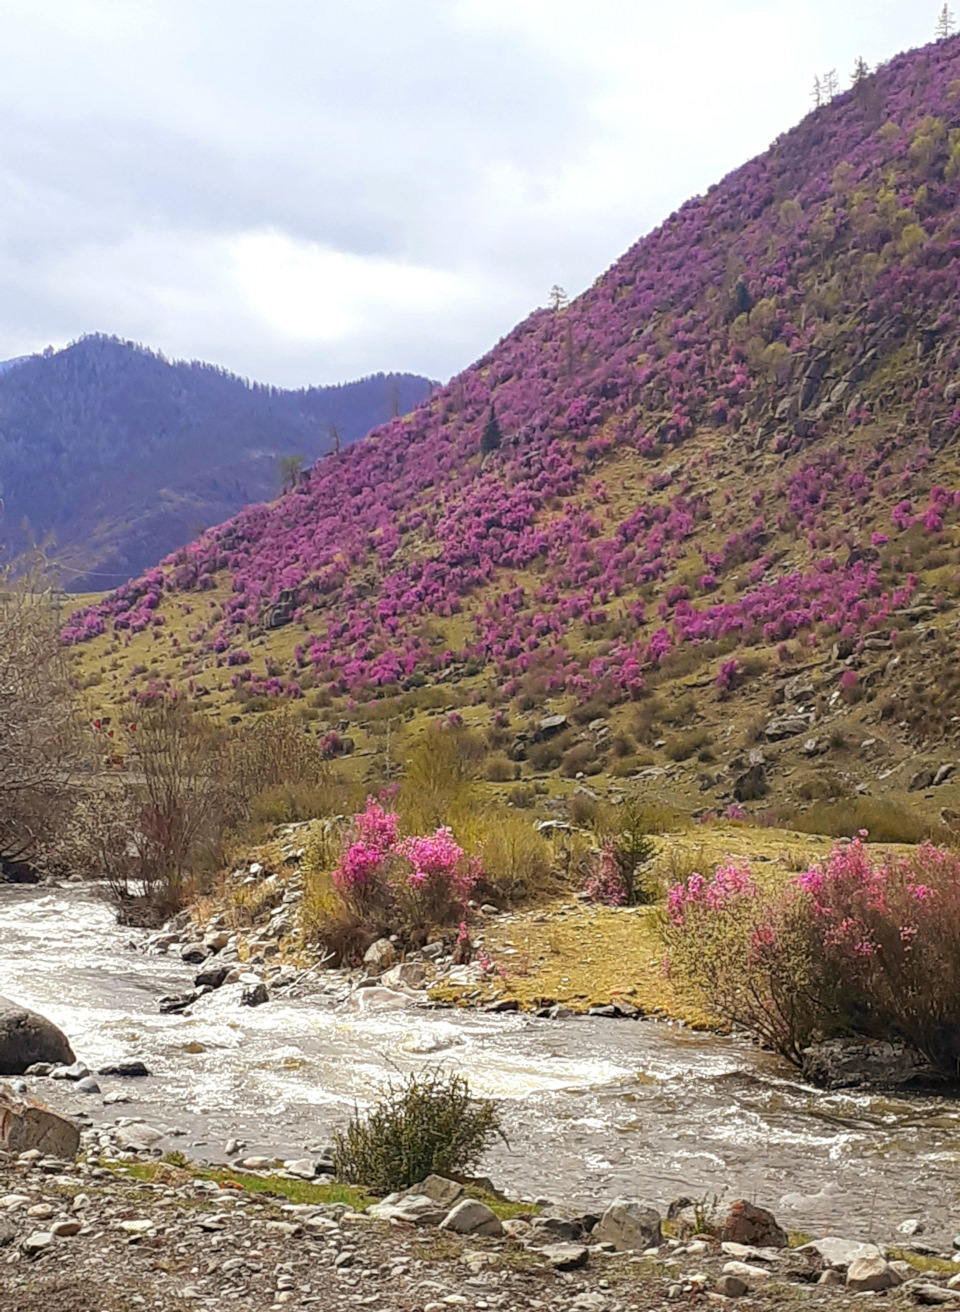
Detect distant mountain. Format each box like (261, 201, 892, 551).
(0, 335, 434, 589)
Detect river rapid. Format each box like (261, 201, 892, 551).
(2, 882, 960, 1243)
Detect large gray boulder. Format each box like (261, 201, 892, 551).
(0, 1086, 80, 1159)
(594, 1198, 662, 1251)
(0, 997, 74, 1075)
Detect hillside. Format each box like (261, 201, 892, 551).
(64, 37, 960, 829)
(0, 335, 433, 588)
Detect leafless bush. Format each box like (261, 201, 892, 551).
(0, 561, 79, 869)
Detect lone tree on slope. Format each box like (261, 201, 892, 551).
(937, 4, 957, 39)
(480, 405, 502, 454)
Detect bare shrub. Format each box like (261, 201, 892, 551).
(0, 562, 79, 868)
(475, 811, 554, 903)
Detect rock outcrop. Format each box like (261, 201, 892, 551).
(0, 997, 74, 1075)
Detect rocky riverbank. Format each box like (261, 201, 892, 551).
(5, 1130, 960, 1311)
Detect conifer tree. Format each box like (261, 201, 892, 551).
(850, 56, 870, 84)
(937, 4, 957, 39)
(811, 75, 823, 108)
(823, 69, 839, 100)
(480, 405, 502, 454)
(548, 284, 569, 312)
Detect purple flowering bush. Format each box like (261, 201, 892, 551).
(320, 798, 479, 956)
(664, 837, 960, 1077)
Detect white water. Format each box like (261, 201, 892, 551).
(3, 883, 960, 1240)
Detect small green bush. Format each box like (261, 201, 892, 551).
(333, 1069, 504, 1194)
(664, 728, 712, 762)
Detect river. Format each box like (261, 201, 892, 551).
(2, 882, 960, 1243)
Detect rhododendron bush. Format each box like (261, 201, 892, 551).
(664, 838, 960, 1078)
(329, 798, 478, 939)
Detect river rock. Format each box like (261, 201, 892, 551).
(21, 1229, 53, 1257)
(97, 1060, 150, 1078)
(847, 1255, 902, 1292)
(194, 963, 230, 989)
(541, 1242, 589, 1270)
(909, 1281, 960, 1304)
(368, 1194, 448, 1226)
(722, 1260, 772, 1287)
(0, 998, 75, 1075)
(0, 1087, 80, 1159)
(594, 1198, 662, 1251)
(50, 1061, 89, 1081)
(720, 1200, 787, 1249)
(382, 962, 427, 990)
(799, 1238, 883, 1269)
(439, 1199, 503, 1237)
(400, 1175, 464, 1210)
(240, 982, 269, 1007)
(0, 1216, 15, 1246)
(715, 1273, 748, 1298)
(363, 938, 396, 971)
(801, 1038, 931, 1088)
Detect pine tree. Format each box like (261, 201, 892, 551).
(823, 69, 839, 100)
(811, 75, 823, 109)
(850, 56, 870, 85)
(548, 284, 569, 312)
(480, 405, 502, 454)
(937, 4, 957, 39)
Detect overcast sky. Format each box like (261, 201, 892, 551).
(0, 1, 942, 387)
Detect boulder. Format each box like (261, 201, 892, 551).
(0, 998, 74, 1075)
(733, 763, 767, 803)
(593, 1198, 662, 1252)
(798, 1238, 883, 1269)
(400, 1175, 464, 1210)
(50, 1061, 89, 1081)
(719, 1201, 787, 1249)
(381, 962, 427, 990)
(846, 1255, 902, 1293)
(764, 715, 811, 741)
(715, 1273, 748, 1298)
(194, 963, 230, 989)
(0, 1087, 80, 1159)
(801, 1038, 931, 1089)
(240, 983, 270, 1008)
(439, 1199, 503, 1237)
(541, 1242, 589, 1270)
(97, 1060, 150, 1078)
(722, 1260, 772, 1287)
(367, 1195, 448, 1226)
(363, 938, 395, 971)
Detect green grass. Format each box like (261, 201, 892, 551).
(98, 1158, 373, 1210)
(888, 1248, 958, 1277)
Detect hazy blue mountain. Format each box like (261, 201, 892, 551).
(0, 334, 434, 589)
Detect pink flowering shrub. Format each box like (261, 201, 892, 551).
(664, 860, 818, 1064)
(665, 838, 960, 1077)
(798, 837, 960, 1077)
(329, 798, 477, 945)
(583, 842, 627, 905)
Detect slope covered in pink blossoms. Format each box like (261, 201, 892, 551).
(65, 36, 960, 720)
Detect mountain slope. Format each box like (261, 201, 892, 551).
(0, 335, 433, 588)
(65, 37, 960, 822)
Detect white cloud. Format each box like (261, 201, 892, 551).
(0, 0, 940, 386)
(231, 232, 477, 344)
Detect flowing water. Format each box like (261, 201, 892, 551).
(3, 883, 960, 1243)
